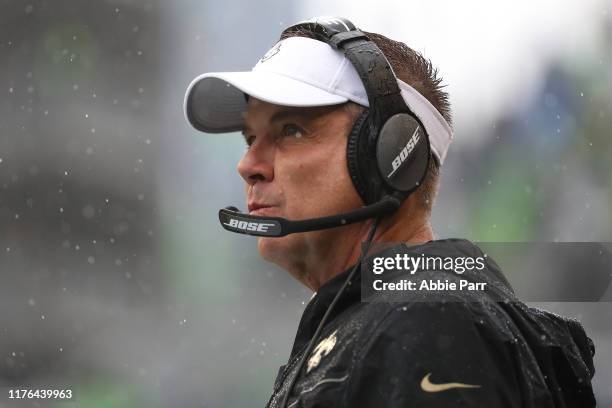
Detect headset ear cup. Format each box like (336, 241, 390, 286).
(348, 111, 431, 206)
(346, 110, 371, 205)
(376, 113, 430, 195)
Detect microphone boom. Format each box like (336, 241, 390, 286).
(218, 195, 401, 237)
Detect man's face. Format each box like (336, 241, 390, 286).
(237, 97, 363, 274)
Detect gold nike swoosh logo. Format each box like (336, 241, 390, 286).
(420, 373, 481, 392)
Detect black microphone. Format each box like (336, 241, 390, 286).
(218, 194, 402, 237)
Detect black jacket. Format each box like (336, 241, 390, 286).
(265, 239, 596, 408)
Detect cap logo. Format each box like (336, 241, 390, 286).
(260, 42, 282, 63)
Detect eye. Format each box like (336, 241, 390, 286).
(245, 135, 256, 147)
(280, 124, 303, 139)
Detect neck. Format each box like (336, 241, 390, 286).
(291, 202, 434, 292)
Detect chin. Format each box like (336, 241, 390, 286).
(257, 235, 302, 268)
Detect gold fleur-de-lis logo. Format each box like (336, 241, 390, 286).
(260, 42, 281, 63)
(307, 330, 337, 373)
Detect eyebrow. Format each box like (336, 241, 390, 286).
(241, 106, 327, 138)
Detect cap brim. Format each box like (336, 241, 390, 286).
(184, 71, 349, 133)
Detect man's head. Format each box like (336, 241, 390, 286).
(184, 17, 453, 286)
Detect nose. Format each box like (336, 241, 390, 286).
(237, 140, 274, 186)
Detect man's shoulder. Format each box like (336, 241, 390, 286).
(350, 295, 517, 351)
(333, 298, 533, 408)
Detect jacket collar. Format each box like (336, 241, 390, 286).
(289, 259, 362, 358)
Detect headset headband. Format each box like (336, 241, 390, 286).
(282, 17, 409, 131)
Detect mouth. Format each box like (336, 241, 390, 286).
(248, 203, 279, 216)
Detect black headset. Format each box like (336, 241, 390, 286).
(219, 16, 431, 237)
(286, 17, 431, 206)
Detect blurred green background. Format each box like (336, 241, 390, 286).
(1, 0, 611, 406)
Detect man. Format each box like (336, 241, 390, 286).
(184, 17, 596, 407)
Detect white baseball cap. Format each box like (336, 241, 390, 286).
(184, 36, 453, 164)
